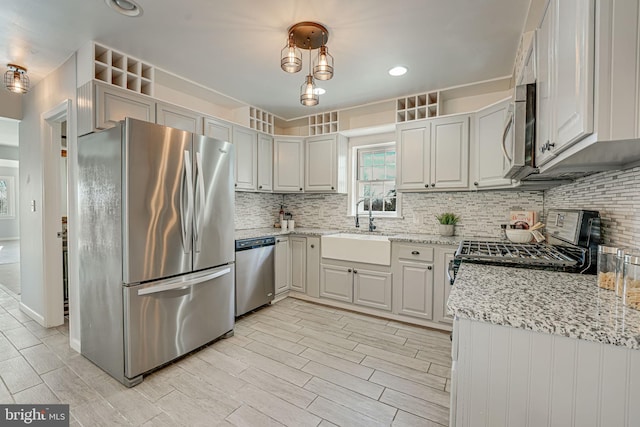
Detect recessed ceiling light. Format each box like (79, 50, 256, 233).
(313, 88, 326, 95)
(104, 0, 143, 17)
(388, 66, 408, 77)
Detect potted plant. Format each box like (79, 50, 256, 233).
(436, 212, 460, 236)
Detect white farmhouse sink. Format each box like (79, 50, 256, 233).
(321, 233, 391, 266)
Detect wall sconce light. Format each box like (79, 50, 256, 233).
(4, 64, 30, 94)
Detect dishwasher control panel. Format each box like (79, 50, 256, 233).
(235, 237, 276, 251)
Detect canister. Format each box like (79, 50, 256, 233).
(597, 245, 618, 290)
(623, 254, 640, 310)
(615, 248, 626, 296)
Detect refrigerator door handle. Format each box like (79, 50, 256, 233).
(137, 267, 231, 296)
(194, 152, 205, 253)
(181, 150, 194, 253)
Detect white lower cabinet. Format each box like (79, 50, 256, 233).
(320, 261, 392, 311)
(290, 237, 306, 293)
(274, 237, 290, 295)
(394, 260, 434, 320)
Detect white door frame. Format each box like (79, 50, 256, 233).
(40, 100, 70, 329)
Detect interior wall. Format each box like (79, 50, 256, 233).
(0, 91, 22, 120)
(18, 54, 77, 327)
(544, 166, 640, 249)
(0, 145, 19, 160)
(0, 164, 19, 240)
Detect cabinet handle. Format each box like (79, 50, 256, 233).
(411, 251, 420, 255)
(234, 183, 238, 187)
(348, 269, 352, 273)
(427, 266, 433, 270)
(299, 188, 303, 191)
(310, 244, 315, 248)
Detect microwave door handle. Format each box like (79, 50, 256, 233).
(502, 112, 514, 163)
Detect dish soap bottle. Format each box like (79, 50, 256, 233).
(279, 205, 285, 226)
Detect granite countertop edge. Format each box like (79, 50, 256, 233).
(447, 263, 640, 350)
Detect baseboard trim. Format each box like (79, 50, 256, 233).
(70, 337, 81, 353)
(0, 237, 19, 242)
(19, 302, 45, 326)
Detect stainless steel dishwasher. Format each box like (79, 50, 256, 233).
(235, 237, 275, 316)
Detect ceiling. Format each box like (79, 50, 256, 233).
(1, 0, 532, 120)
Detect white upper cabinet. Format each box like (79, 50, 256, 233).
(156, 102, 203, 134)
(257, 133, 273, 192)
(473, 99, 512, 189)
(232, 126, 258, 191)
(273, 137, 304, 192)
(536, 2, 557, 167)
(553, 0, 594, 151)
(203, 117, 233, 143)
(396, 121, 431, 190)
(430, 115, 470, 189)
(304, 134, 348, 193)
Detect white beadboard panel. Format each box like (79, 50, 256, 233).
(573, 339, 601, 427)
(454, 317, 640, 427)
(544, 165, 640, 248)
(549, 337, 577, 427)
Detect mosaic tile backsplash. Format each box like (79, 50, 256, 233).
(236, 190, 544, 239)
(544, 166, 640, 249)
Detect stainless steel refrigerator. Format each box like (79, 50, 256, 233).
(78, 118, 235, 387)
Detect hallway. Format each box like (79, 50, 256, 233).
(0, 240, 20, 296)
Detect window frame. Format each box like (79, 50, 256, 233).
(0, 175, 16, 219)
(348, 141, 401, 219)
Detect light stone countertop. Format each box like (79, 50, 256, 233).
(234, 227, 341, 240)
(447, 263, 640, 350)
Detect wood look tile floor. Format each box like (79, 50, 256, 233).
(0, 285, 452, 426)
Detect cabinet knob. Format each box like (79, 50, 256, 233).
(331, 186, 335, 190)
(348, 269, 352, 273)
(473, 182, 478, 186)
(431, 183, 435, 187)
(299, 188, 303, 191)
(353, 269, 358, 274)
(424, 184, 429, 188)
(310, 244, 315, 248)
(259, 185, 262, 189)
(234, 183, 238, 187)
(411, 251, 420, 255)
(427, 266, 433, 270)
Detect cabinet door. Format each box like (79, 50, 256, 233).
(306, 237, 320, 298)
(395, 260, 434, 320)
(156, 102, 203, 134)
(433, 248, 456, 324)
(396, 122, 431, 190)
(536, 2, 556, 167)
(320, 264, 352, 303)
(203, 117, 233, 142)
(305, 135, 336, 191)
(233, 127, 258, 191)
(431, 115, 470, 189)
(353, 268, 392, 311)
(257, 133, 273, 192)
(553, 0, 594, 152)
(95, 83, 155, 130)
(290, 237, 306, 293)
(474, 100, 512, 188)
(275, 237, 290, 295)
(273, 138, 304, 192)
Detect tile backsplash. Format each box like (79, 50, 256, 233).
(235, 192, 283, 229)
(283, 191, 543, 238)
(544, 166, 640, 249)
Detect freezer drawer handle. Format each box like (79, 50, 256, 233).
(137, 267, 231, 296)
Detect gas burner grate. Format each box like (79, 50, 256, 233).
(455, 240, 581, 268)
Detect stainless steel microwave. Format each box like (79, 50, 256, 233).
(502, 83, 537, 180)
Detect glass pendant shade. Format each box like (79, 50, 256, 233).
(280, 38, 302, 73)
(313, 46, 334, 81)
(300, 75, 319, 106)
(4, 65, 29, 94)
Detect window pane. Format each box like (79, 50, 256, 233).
(385, 164, 396, 180)
(372, 166, 385, 180)
(359, 166, 369, 180)
(384, 197, 396, 212)
(386, 151, 396, 165)
(373, 152, 385, 166)
(362, 152, 373, 167)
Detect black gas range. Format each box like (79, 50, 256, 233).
(448, 209, 600, 284)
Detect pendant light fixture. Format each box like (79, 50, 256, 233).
(280, 21, 333, 106)
(4, 64, 29, 94)
(300, 46, 319, 106)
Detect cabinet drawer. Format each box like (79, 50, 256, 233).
(395, 244, 434, 262)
